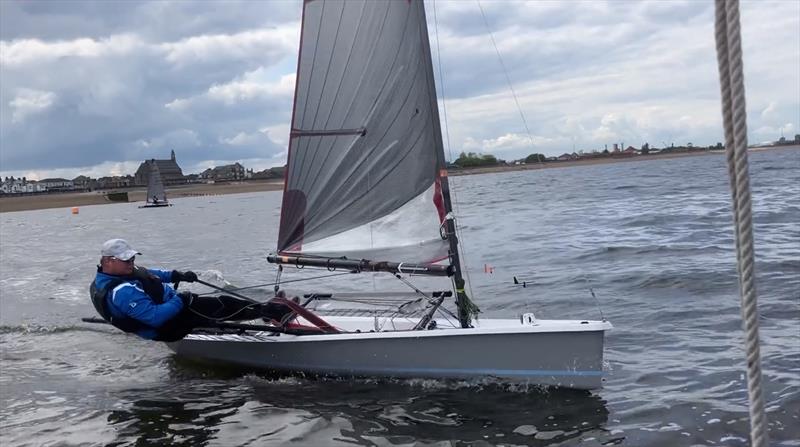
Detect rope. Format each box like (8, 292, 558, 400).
(432, 0, 453, 163)
(713, 1, 767, 445)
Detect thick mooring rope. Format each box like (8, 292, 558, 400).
(713, 1, 768, 445)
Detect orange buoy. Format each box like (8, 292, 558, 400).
(71, 207, 79, 214)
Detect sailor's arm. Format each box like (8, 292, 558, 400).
(146, 268, 198, 284)
(111, 284, 184, 327)
(147, 268, 175, 283)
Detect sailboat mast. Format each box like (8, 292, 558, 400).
(439, 172, 473, 328)
(417, 0, 473, 328)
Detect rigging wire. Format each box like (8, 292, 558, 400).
(432, 0, 453, 161)
(475, 0, 537, 152)
(195, 271, 355, 297)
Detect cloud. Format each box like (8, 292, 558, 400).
(208, 72, 295, 105)
(760, 102, 778, 121)
(9, 88, 56, 123)
(1, 23, 298, 176)
(0, 34, 142, 67)
(462, 133, 554, 155)
(160, 28, 295, 67)
(167, 70, 295, 110)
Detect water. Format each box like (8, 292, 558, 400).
(1, 148, 798, 446)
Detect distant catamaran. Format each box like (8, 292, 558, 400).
(139, 162, 171, 208)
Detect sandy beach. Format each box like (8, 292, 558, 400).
(2, 146, 795, 214)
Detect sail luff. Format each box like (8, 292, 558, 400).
(277, 0, 311, 252)
(296, 0, 341, 195)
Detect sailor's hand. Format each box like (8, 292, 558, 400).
(172, 270, 198, 283)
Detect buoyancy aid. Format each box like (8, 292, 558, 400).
(90, 266, 167, 334)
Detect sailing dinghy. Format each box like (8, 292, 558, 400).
(168, 0, 611, 389)
(138, 161, 172, 208)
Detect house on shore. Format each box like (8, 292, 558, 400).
(1, 177, 44, 194)
(199, 163, 252, 181)
(37, 178, 75, 191)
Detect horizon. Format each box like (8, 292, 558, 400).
(5, 140, 798, 184)
(1, 0, 798, 181)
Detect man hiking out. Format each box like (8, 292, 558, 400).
(91, 238, 290, 342)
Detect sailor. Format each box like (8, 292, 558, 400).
(91, 238, 290, 341)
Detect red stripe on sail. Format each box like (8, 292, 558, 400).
(433, 178, 446, 223)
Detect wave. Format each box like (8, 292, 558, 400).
(608, 269, 738, 292)
(575, 244, 729, 261)
(760, 166, 793, 171)
(0, 323, 113, 335)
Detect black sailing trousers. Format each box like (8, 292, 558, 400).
(154, 294, 290, 342)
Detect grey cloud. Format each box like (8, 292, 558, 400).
(1, 0, 298, 41)
(1, 16, 296, 174)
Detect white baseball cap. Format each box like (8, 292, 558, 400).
(101, 238, 141, 261)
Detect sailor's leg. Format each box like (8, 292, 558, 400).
(183, 294, 262, 321)
(182, 293, 294, 323)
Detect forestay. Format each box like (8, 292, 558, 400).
(278, 0, 450, 264)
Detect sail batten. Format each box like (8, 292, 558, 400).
(291, 128, 366, 137)
(278, 0, 449, 265)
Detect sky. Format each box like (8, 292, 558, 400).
(1, 0, 798, 181)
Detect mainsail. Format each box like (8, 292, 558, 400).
(278, 0, 451, 265)
(145, 163, 168, 204)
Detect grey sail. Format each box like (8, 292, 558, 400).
(145, 163, 168, 205)
(278, 0, 450, 264)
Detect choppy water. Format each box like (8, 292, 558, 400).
(1, 147, 798, 446)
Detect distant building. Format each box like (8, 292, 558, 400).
(72, 175, 96, 191)
(252, 166, 285, 180)
(557, 153, 574, 161)
(38, 178, 75, 191)
(97, 175, 134, 189)
(1, 177, 44, 194)
(623, 146, 639, 155)
(199, 162, 249, 181)
(134, 150, 184, 185)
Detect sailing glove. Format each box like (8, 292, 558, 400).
(172, 270, 198, 283)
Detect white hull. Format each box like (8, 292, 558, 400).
(167, 317, 612, 390)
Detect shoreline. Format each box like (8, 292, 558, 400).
(0, 180, 285, 213)
(1, 145, 796, 213)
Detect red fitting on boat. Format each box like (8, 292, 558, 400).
(271, 297, 340, 334)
